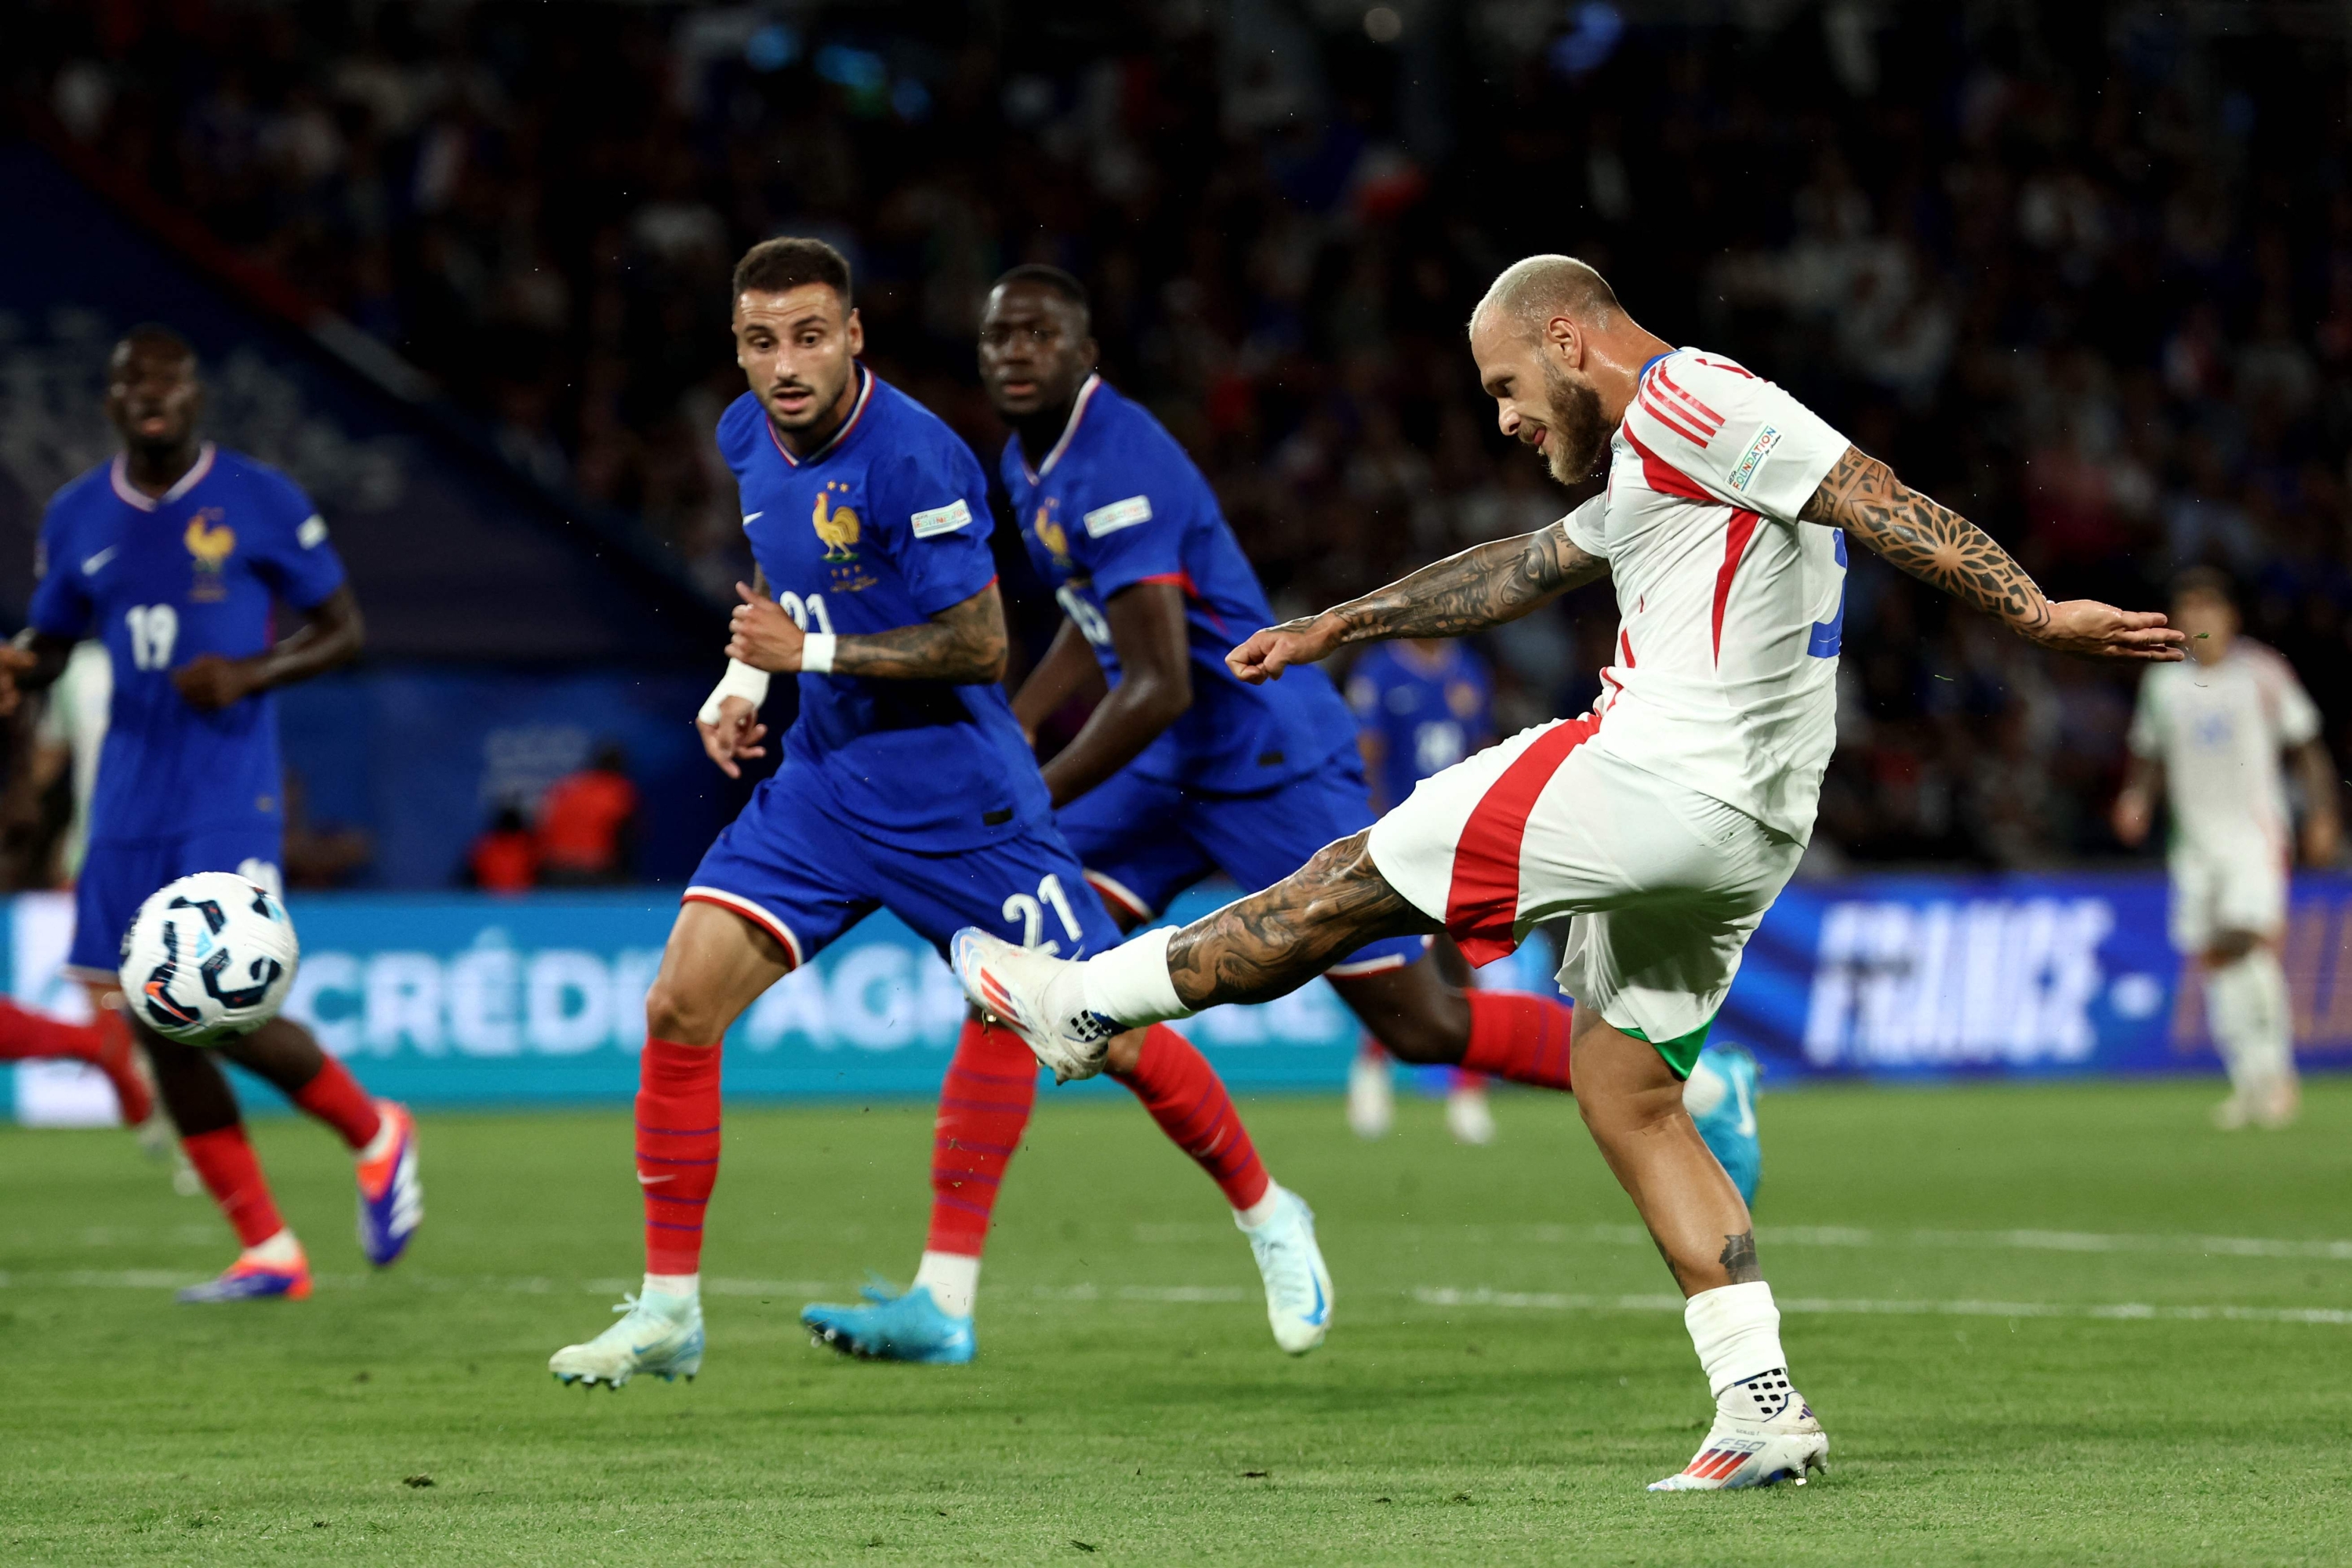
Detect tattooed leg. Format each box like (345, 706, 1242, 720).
(1568, 1006, 1759, 1297)
(1163, 831, 1441, 1010)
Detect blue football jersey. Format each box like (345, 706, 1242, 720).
(718, 368, 1047, 850)
(1003, 376, 1357, 795)
(30, 444, 347, 843)
(1346, 641, 1495, 811)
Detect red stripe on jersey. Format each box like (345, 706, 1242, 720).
(1711, 510, 1762, 663)
(1618, 628, 1635, 667)
(1637, 390, 1710, 446)
(1692, 354, 1757, 379)
(1620, 426, 1715, 504)
(1653, 366, 1725, 430)
(1443, 714, 1602, 966)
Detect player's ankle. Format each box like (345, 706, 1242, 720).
(913, 1250, 979, 1318)
(243, 1229, 303, 1268)
(641, 1272, 699, 1305)
(1082, 927, 1188, 1025)
(1686, 1280, 1791, 1417)
(1232, 1185, 1283, 1230)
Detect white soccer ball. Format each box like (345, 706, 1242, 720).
(118, 872, 302, 1045)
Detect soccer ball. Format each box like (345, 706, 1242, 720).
(118, 872, 302, 1045)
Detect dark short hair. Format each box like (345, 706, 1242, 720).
(2172, 565, 2237, 607)
(993, 264, 1090, 325)
(111, 322, 198, 371)
(732, 237, 851, 303)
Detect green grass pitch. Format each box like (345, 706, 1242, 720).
(5, 1077, 2351, 1565)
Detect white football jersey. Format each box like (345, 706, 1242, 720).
(1561, 348, 1853, 840)
(2126, 641, 2319, 851)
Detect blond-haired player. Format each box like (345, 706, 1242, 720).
(953, 255, 2183, 1490)
(2114, 568, 2338, 1129)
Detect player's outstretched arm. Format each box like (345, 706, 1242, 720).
(1801, 446, 2185, 662)
(1226, 521, 1607, 684)
(727, 579, 1008, 683)
(174, 584, 365, 713)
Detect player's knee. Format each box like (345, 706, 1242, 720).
(1575, 1079, 1687, 1145)
(644, 978, 725, 1047)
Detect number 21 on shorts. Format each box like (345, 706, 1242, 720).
(1002, 873, 1085, 955)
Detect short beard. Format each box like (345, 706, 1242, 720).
(1537, 359, 1610, 485)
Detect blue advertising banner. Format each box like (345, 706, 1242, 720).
(3, 885, 1559, 1121)
(1722, 872, 2352, 1080)
(10, 872, 2347, 1122)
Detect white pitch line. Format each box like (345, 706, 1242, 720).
(1134, 1221, 2352, 1263)
(5, 1269, 2344, 1326)
(1412, 1287, 2352, 1327)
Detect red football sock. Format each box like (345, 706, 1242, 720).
(182, 1126, 285, 1247)
(1111, 1024, 1270, 1212)
(637, 1038, 723, 1276)
(1461, 992, 1574, 1092)
(923, 1018, 1039, 1258)
(290, 1056, 383, 1150)
(0, 996, 107, 1062)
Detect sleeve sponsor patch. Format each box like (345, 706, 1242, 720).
(297, 514, 330, 549)
(909, 499, 972, 539)
(1726, 426, 1780, 492)
(1083, 494, 1152, 537)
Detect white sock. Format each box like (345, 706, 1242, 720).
(1685, 1280, 1795, 1420)
(641, 1272, 699, 1304)
(1080, 927, 1189, 1025)
(2205, 954, 2267, 1100)
(1682, 1056, 1729, 1118)
(1232, 1186, 1284, 1230)
(913, 1250, 979, 1318)
(357, 1107, 398, 1165)
(2244, 949, 2295, 1081)
(242, 1229, 303, 1267)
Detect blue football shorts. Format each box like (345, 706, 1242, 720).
(1054, 750, 1432, 977)
(69, 825, 285, 981)
(685, 768, 1124, 967)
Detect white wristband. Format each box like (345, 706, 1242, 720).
(696, 659, 771, 726)
(800, 633, 837, 675)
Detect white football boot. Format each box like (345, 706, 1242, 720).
(1346, 1051, 1393, 1139)
(1445, 1083, 1497, 1145)
(549, 1292, 704, 1388)
(1240, 1186, 1334, 1355)
(1649, 1372, 1828, 1490)
(951, 928, 1119, 1083)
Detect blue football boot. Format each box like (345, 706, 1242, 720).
(1686, 1044, 1762, 1207)
(802, 1279, 975, 1365)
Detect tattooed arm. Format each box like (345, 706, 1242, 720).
(726, 574, 1008, 682)
(1801, 446, 2185, 662)
(1227, 520, 1609, 685)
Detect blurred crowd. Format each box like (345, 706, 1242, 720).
(18, 0, 2352, 867)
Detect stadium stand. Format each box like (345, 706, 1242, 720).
(13, 1, 2352, 870)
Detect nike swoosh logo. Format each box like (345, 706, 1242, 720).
(82, 546, 116, 575)
(636, 1174, 674, 1186)
(741, 512, 762, 526)
(1731, 1075, 1756, 1137)
(1304, 1273, 1328, 1327)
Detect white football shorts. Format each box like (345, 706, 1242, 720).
(1365, 715, 1802, 1074)
(2168, 833, 2288, 953)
